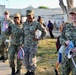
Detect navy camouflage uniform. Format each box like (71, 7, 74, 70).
(0, 18, 14, 60)
(60, 23, 76, 75)
(6, 23, 23, 71)
(21, 20, 46, 72)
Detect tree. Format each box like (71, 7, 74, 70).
(59, 0, 74, 21)
(38, 6, 49, 9)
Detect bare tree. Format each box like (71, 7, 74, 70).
(59, 0, 74, 21)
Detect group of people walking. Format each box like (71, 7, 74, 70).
(0, 7, 76, 75)
(0, 10, 46, 75)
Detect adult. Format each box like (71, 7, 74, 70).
(47, 20, 54, 38)
(60, 8, 76, 75)
(20, 10, 46, 75)
(0, 11, 14, 61)
(36, 16, 46, 38)
(5, 13, 23, 75)
(37, 16, 46, 27)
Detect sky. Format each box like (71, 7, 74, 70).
(0, 0, 76, 9)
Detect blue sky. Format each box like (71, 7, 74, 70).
(0, 0, 76, 9)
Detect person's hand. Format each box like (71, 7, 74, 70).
(18, 44, 24, 50)
(72, 47, 76, 52)
(65, 40, 70, 46)
(20, 44, 24, 47)
(32, 37, 40, 42)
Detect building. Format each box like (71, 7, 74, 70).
(0, 5, 64, 27)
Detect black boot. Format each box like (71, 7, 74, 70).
(0, 56, 5, 60)
(54, 69, 58, 75)
(25, 70, 30, 75)
(15, 69, 20, 75)
(2, 57, 8, 62)
(11, 68, 15, 75)
(30, 72, 35, 75)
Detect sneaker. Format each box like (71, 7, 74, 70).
(54, 69, 58, 75)
(15, 70, 20, 75)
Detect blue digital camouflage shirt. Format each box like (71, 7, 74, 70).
(20, 20, 46, 46)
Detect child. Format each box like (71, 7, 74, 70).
(54, 41, 74, 75)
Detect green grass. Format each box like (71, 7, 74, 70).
(36, 38, 57, 75)
(36, 38, 73, 75)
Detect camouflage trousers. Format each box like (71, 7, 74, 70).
(0, 35, 10, 59)
(0, 41, 9, 58)
(0, 42, 5, 56)
(23, 44, 37, 72)
(61, 55, 76, 75)
(9, 44, 22, 70)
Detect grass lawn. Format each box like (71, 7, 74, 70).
(36, 38, 58, 75)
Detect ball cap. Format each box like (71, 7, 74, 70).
(69, 8, 76, 14)
(4, 11, 9, 14)
(26, 10, 34, 15)
(14, 13, 21, 18)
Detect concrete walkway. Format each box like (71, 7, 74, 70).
(46, 30, 61, 38)
(0, 60, 26, 75)
(0, 61, 11, 75)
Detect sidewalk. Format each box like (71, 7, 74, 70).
(46, 30, 61, 38)
(0, 60, 26, 75)
(0, 61, 11, 75)
(53, 30, 61, 37)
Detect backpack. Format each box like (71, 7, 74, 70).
(55, 35, 61, 53)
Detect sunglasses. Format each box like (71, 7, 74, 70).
(14, 17, 19, 19)
(70, 12, 76, 15)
